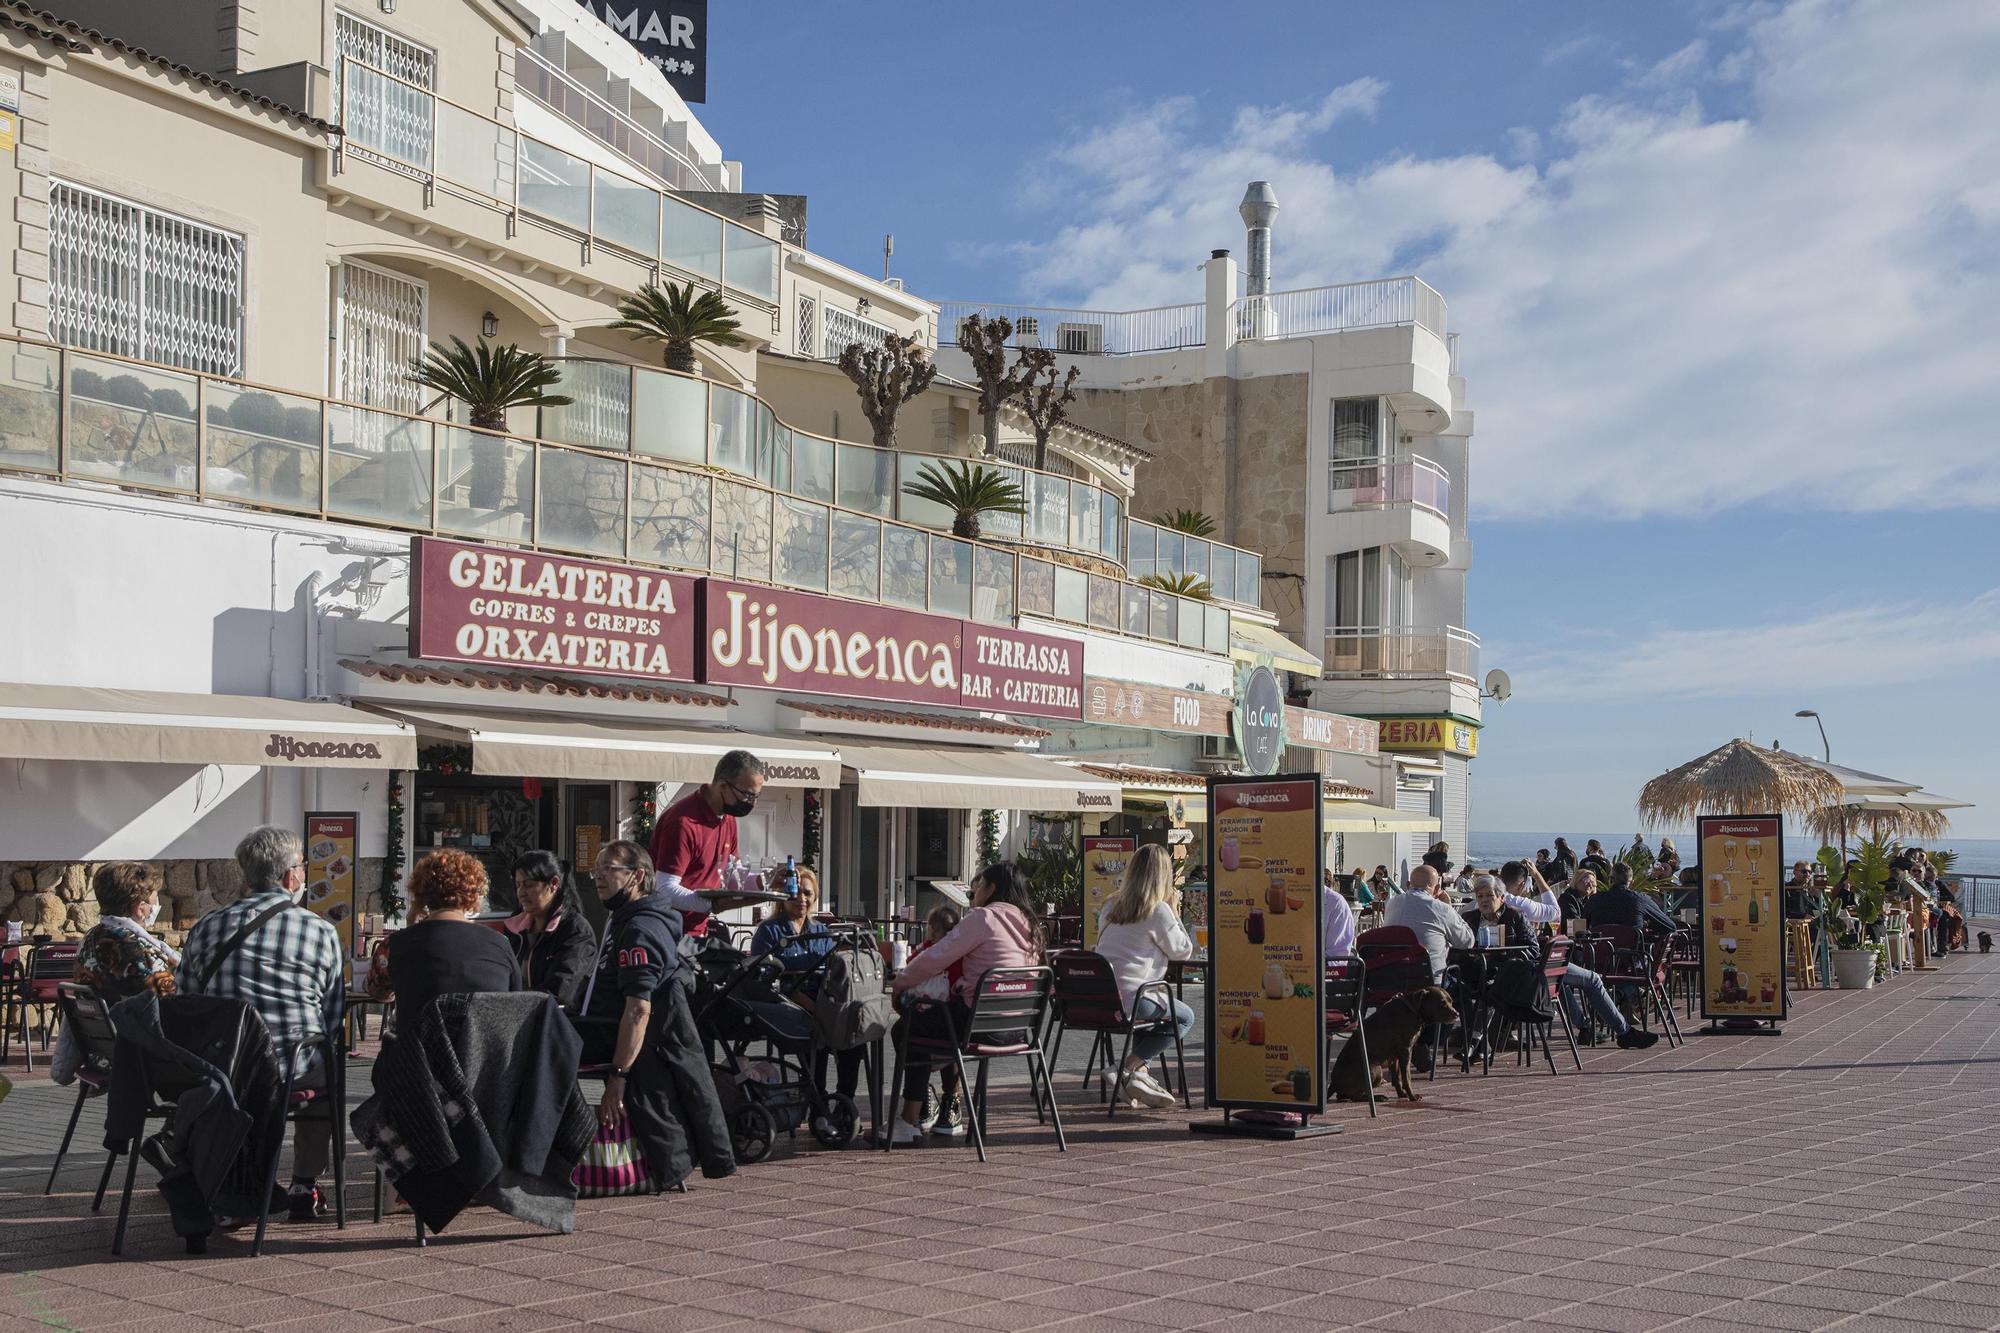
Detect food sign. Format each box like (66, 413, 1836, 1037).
(1698, 813, 1785, 1026)
(1081, 836, 1134, 950)
(1206, 775, 1325, 1113)
(304, 812, 358, 951)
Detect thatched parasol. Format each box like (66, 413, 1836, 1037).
(1636, 739, 1844, 827)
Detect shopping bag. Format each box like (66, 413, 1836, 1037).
(572, 1120, 651, 1197)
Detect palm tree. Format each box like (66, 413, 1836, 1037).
(1154, 508, 1218, 538)
(900, 458, 1027, 540)
(413, 337, 571, 510)
(1138, 571, 1213, 601)
(610, 280, 748, 373)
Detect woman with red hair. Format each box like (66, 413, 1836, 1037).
(385, 849, 521, 1029)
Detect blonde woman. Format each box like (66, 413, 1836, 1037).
(1092, 844, 1194, 1109)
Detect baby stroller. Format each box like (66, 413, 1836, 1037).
(689, 930, 863, 1164)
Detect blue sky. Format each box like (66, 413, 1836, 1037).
(697, 1, 2000, 839)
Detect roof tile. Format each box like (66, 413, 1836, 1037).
(778, 699, 1050, 739)
(340, 659, 731, 708)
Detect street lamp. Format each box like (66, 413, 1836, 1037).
(1794, 709, 1830, 763)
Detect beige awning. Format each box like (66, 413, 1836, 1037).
(367, 706, 838, 786)
(0, 682, 415, 769)
(1324, 800, 1441, 834)
(1230, 620, 1322, 675)
(842, 741, 1122, 812)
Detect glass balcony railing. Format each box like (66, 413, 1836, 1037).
(1327, 455, 1450, 518)
(537, 357, 1139, 569)
(515, 51, 725, 194)
(1123, 517, 1263, 609)
(0, 334, 1232, 658)
(1321, 626, 1480, 682)
(335, 57, 778, 306)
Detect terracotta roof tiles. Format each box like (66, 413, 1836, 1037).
(340, 659, 731, 708)
(778, 700, 1050, 739)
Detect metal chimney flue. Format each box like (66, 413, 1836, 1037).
(1239, 181, 1279, 297)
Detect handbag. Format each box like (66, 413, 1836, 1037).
(573, 1120, 651, 1197)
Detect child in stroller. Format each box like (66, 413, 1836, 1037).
(689, 898, 867, 1163)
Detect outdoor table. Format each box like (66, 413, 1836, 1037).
(695, 887, 790, 914)
(1448, 943, 1539, 1072)
(1167, 955, 1208, 1003)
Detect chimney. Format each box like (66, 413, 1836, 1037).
(1238, 181, 1279, 297)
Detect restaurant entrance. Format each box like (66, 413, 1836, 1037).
(412, 772, 614, 916)
(829, 794, 965, 924)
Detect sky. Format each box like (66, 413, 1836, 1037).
(695, 0, 2000, 839)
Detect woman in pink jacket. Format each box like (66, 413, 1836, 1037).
(886, 861, 1042, 1144)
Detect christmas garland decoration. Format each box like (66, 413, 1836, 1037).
(801, 789, 823, 870)
(418, 741, 472, 775)
(381, 773, 407, 921)
(631, 783, 658, 847)
(978, 809, 1001, 867)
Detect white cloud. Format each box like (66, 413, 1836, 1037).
(1495, 589, 2000, 703)
(1000, 0, 2000, 520)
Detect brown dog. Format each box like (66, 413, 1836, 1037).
(1328, 987, 1460, 1103)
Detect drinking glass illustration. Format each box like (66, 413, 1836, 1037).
(1722, 839, 1738, 872)
(1220, 837, 1240, 872)
(1245, 908, 1265, 944)
(1746, 838, 1764, 876)
(1247, 1010, 1266, 1045)
(1710, 872, 1728, 905)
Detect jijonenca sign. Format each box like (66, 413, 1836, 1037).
(575, 0, 707, 104)
(409, 537, 698, 682)
(701, 581, 1083, 719)
(266, 736, 382, 762)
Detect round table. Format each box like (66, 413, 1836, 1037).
(695, 888, 791, 914)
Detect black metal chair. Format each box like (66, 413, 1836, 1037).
(46, 983, 120, 1201)
(889, 966, 1065, 1163)
(1044, 950, 1189, 1116)
(1490, 936, 1583, 1075)
(4, 941, 81, 1070)
(250, 985, 347, 1256)
(1323, 955, 1373, 1117)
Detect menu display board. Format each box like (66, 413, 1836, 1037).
(1698, 814, 1785, 1025)
(304, 812, 358, 952)
(1080, 837, 1134, 950)
(1205, 775, 1324, 1112)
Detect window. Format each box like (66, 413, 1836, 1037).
(48, 181, 245, 376)
(1329, 548, 1384, 630)
(335, 10, 436, 171)
(1331, 397, 1381, 464)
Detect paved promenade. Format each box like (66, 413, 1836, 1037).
(4, 945, 1999, 1332)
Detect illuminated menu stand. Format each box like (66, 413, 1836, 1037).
(1189, 772, 1340, 1141)
(1696, 812, 1788, 1037)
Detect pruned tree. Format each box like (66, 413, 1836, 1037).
(957, 314, 1032, 450)
(838, 333, 937, 450)
(1016, 347, 1081, 472)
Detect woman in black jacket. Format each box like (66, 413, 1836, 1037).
(505, 850, 598, 1015)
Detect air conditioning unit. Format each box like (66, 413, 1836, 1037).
(1056, 321, 1105, 354)
(1195, 734, 1240, 771)
(883, 277, 906, 291)
(1015, 315, 1040, 347)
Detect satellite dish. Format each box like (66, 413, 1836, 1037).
(1483, 668, 1512, 702)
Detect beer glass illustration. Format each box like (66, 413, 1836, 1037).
(1746, 838, 1764, 878)
(1722, 838, 1738, 872)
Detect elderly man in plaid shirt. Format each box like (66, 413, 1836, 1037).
(178, 826, 343, 1221)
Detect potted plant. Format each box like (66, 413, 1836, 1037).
(899, 458, 1026, 539)
(609, 280, 748, 374)
(413, 337, 571, 511)
(1826, 840, 1889, 989)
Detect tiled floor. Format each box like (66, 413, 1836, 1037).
(5, 942, 2000, 1331)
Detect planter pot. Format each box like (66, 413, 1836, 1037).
(1832, 949, 1877, 989)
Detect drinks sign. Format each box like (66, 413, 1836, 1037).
(1283, 706, 1379, 756)
(409, 537, 698, 683)
(1081, 836, 1134, 950)
(1698, 813, 1785, 1029)
(1205, 775, 1325, 1116)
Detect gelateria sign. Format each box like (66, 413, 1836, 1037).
(1375, 716, 1480, 756)
(410, 538, 699, 681)
(702, 580, 1082, 719)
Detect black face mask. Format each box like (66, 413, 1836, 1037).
(722, 797, 756, 818)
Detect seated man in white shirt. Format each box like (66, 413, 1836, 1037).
(1498, 860, 1561, 927)
(1321, 868, 1357, 963)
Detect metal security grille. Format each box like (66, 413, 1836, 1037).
(796, 295, 816, 362)
(47, 180, 244, 376)
(337, 261, 427, 446)
(336, 10, 436, 171)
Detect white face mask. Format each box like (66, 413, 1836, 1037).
(141, 901, 160, 928)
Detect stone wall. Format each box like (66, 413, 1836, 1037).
(1069, 372, 1311, 636)
(0, 857, 388, 938)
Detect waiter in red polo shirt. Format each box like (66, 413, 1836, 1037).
(649, 750, 767, 936)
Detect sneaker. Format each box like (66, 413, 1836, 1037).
(286, 1183, 325, 1222)
(885, 1118, 925, 1146)
(1117, 1071, 1176, 1109)
(1616, 1029, 1661, 1050)
(1126, 1066, 1177, 1103)
(931, 1109, 968, 1137)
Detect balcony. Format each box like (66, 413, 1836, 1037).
(0, 334, 1235, 660)
(514, 50, 724, 193)
(937, 302, 1206, 355)
(1327, 456, 1452, 567)
(1322, 627, 1479, 682)
(1123, 517, 1263, 610)
(1231, 277, 1447, 342)
(333, 56, 778, 306)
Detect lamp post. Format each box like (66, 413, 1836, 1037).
(1796, 708, 1843, 853)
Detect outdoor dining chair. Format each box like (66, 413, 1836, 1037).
(889, 965, 1066, 1163)
(1323, 955, 1373, 1116)
(4, 940, 81, 1070)
(1044, 949, 1190, 1117)
(250, 984, 348, 1256)
(45, 983, 119, 1201)
(1355, 926, 1455, 1082)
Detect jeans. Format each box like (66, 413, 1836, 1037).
(1129, 995, 1195, 1064)
(1560, 964, 1627, 1037)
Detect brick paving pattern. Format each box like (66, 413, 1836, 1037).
(4, 944, 1999, 1332)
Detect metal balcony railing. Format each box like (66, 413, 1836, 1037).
(1231, 277, 1447, 342)
(334, 56, 778, 306)
(937, 302, 1206, 355)
(0, 334, 1235, 660)
(1322, 626, 1479, 682)
(1327, 455, 1450, 519)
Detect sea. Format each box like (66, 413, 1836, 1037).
(1468, 833, 2000, 879)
